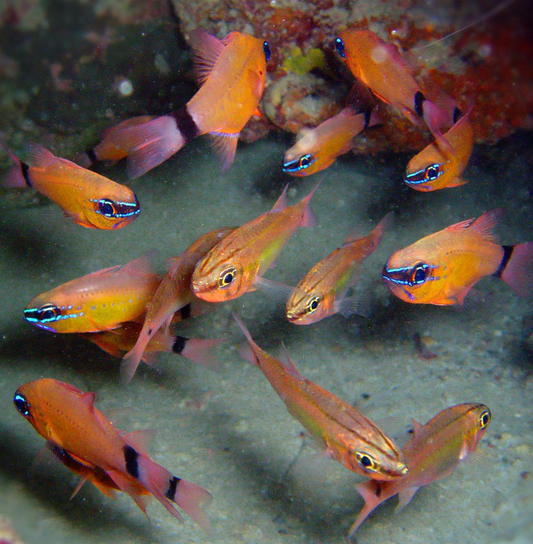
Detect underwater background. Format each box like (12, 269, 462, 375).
(1, 0, 532, 543)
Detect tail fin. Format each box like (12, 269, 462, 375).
(166, 335, 225, 370)
(422, 99, 454, 156)
(500, 242, 533, 298)
(139, 456, 212, 530)
(1, 142, 30, 188)
(348, 480, 383, 538)
(115, 114, 187, 179)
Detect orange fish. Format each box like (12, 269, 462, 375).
(119, 226, 236, 383)
(1, 142, 140, 229)
(286, 213, 391, 324)
(79, 321, 224, 371)
(24, 254, 161, 333)
(382, 209, 533, 305)
(14, 378, 211, 528)
(335, 29, 452, 153)
(47, 442, 121, 500)
(107, 30, 270, 178)
(282, 106, 381, 176)
(348, 403, 491, 538)
(234, 314, 408, 480)
(191, 184, 318, 302)
(77, 116, 155, 167)
(405, 111, 474, 191)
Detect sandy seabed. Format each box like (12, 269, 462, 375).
(0, 135, 532, 544)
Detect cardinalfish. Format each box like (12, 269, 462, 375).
(77, 116, 155, 167)
(335, 29, 452, 154)
(286, 213, 391, 324)
(1, 142, 140, 229)
(24, 254, 161, 333)
(191, 184, 319, 302)
(14, 378, 211, 528)
(348, 403, 491, 538)
(405, 110, 474, 191)
(282, 106, 381, 177)
(107, 30, 270, 178)
(119, 226, 236, 383)
(79, 321, 224, 372)
(382, 209, 533, 306)
(233, 314, 408, 480)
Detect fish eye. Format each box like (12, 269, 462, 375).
(98, 199, 118, 217)
(218, 266, 237, 288)
(14, 392, 31, 418)
(305, 296, 320, 314)
(25, 303, 62, 323)
(425, 164, 441, 181)
(479, 408, 491, 429)
(409, 263, 429, 286)
(299, 154, 314, 169)
(356, 451, 378, 473)
(263, 41, 271, 62)
(335, 37, 345, 58)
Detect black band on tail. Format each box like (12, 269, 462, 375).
(21, 162, 32, 188)
(453, 107, 462, 124)
(165, 475, 182, 500)
(363, 109, 371, 130)
(124, 445, 140, 478)
(179, 303, 192, 320)
(414, 91, 426, 118)
(172, 335, 187, 355)
(86, 148, 98, 164)
(494, 245, 514, 277)
(171, 108, 199, 144)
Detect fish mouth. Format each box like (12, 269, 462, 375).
(381, 264, 407, 286)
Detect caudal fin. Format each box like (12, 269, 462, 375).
(139, 456, 212, 530)
(1, 142, 29, 188)
(115, 115, 187, 179)
(348, 479, 384, 538)
(167, 335, 225, 370)
(501, 242, 533, 298)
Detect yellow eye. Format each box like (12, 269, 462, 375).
(218, 266, 237, 288)
(479, 409, 491, 429)
(305, 296, 320, 314)
(356, 451, 378, 473)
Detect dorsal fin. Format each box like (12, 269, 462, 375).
(271, 184, 289, 213)
(79, 391, 96, 412)
(118, 252, 158, 278)
(188, 29, 225, 86)
(122, 429, 156, 456)
(24, 141, 58, 168)
(467, 209, 503, 242)
(278, 342, 304, 379)
(410, 418, 424, 437)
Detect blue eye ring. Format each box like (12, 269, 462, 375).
(410, 263, 430, 285)
(24, 304, 62, 324)
(335, 37, 345, 58)
(14, 392, 31, 417)
(263, 41, 271, 62)
(425, 164, 441, 181)
(98, 199, 118, 217)
(299, 154, 314, 169)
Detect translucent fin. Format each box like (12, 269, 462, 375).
(467, 208, 504, 242)
(208, 131, 239, 171)
(188, 29, 225, 86)
(271, 184, 289, 213)
(348, 480, 383, 538)
(124, 116, 186, 179)
(122, 429, 156, 456)
(501, 242, 533, 298)
(396, 486, 419, 513)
